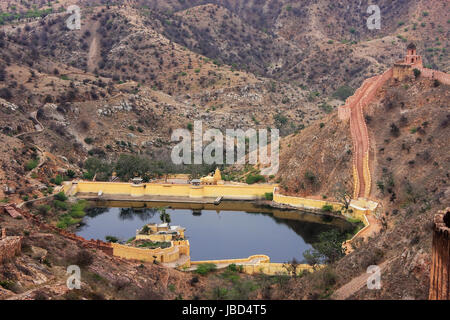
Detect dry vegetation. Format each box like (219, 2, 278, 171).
(0, 0, 448, 300)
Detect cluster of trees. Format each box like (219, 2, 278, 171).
(302, 230, 347, 265)
(82, 155, 219, 182)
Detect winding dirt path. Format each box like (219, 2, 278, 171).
(331, 256, 399, 300)
(87, 21, 101, 73)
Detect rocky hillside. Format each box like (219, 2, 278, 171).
(275, 74, 449, 300)
(0, 0, 448, 300)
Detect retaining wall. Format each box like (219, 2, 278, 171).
(242, 263, 316, 276)
(272, 190, 342, 212)
(67, 181, 276, 200)
(111, 240, 190, 264)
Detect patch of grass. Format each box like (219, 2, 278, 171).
(0, 280, 16, 291)
(69, 200, 87, 218)
(333, 85, 354, 101)
(246, 174, 266, 184)
(137, 241, 171, 249)
(53, 200, 68, 211)
(25, 159, 39, 171)
(194, 263, 217, 276)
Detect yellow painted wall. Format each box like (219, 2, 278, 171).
(190, 255, 270, 266)
(71, 181, 276, 200)
(273, 193, 342, 211)
(191, 255, 317, 276)
(242, 263, 316, 276)
(110, 240, 190, 263)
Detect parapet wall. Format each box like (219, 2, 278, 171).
(68, 181, 276, 200)
(420, 68, 450, 85)
(242, 263, 316, 276)
(111, 240, 190, 265)
(191, 254, 270, 266)
(429, 208, 450, 300)
(272, 190, 342, 212)
(191, 255, 317, 276)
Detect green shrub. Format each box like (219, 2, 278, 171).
(82, 171, 94, 180)
(54, 192, 67, 202)
(264, 192, 273, 201)
(37, 205, 51, 215)
(57, 214, 81, 229)
(105, 235, 119, 243)
(195, 263, 217, 275)
(70, 200, 87, 218)
(321, 204, 333, 212)
(50, 175, 64, 185)
(53, 200, 68, 211)
(66, 170, 76, 178)
(84, 137, 93, 144)
(246, 174, 266, 184)
(25, 159, 39, 171)
(333, 85, 354, 101)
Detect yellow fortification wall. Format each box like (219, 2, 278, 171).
(111, 240, 190, 266)
(68, 181, 276, 200)
(242, 263, 316, 276)
(190, 255, 316, 275)
(273, 192, 342, 212)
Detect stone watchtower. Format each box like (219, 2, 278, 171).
(429, 208, 450, 300)
(404, 43, 423, 66)
(393, 43, 423, 81)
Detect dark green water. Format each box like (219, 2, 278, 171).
(76, 201, 353, 263)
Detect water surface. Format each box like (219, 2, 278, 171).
(76, 201, 352, 263)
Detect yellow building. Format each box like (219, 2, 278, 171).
(135, 223, 186, 242)
(200, 168, 223, 185)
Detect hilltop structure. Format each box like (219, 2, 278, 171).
(393, 43, 423, 81)
(339, 44, 449, 200)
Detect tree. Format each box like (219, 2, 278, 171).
(302, 249, 322, 270)
(313, 230, 347, 263)
(334, 183, 352, 211)
(84, 157, 112, 181)
(159, 207, 171, 224)
(115, 154, 150, 181)
(283, 257, 300, 277)
(303, 230, 347, 265)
